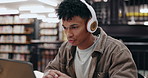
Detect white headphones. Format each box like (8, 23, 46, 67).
(80, 0, 98, 33)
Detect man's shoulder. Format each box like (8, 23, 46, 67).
(106, 36, 126, 49)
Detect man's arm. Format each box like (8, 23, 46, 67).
(109, 49, 138, 78)
(43, 70, 71, 78)
(42, 42, 71, 78)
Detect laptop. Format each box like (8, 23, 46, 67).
(0, 58, 36, 78)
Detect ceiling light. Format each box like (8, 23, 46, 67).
(31, 8, 55, 13)
(19, 5, 44, 11)
(48, 13, 57, 17)
(42, 18, 60, 23)
(38, 0, 58, 7)
(0, 10, 19, 15)
(0, 0, 27, 3)
(37, 15, 46, 20)
(0, 8, 7, 11)
(19, 14, 38, 18)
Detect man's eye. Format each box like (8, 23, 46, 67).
(71, 26, 78, 29)
(63, 27, 67, 29)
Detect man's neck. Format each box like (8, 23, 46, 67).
(78, 34, 95, 50)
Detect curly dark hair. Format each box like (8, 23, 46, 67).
(56, 0, 91, 21)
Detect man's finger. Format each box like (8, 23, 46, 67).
(48, 70, 59, 78)
(53, 70, 65, 76)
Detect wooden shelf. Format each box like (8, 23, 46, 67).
(0, 32, 32, 35)
(40, 27, 57, 29)
(0, 51, 13, 53)
(0, 51, 30, 54)
(0, 42, 30, 44)
(39, 47, 59, 50)
(0, 23, 33, 26)
(31, 40, 63, 44)
(13, 52, 30, 54)
(40, 34, 57, 36)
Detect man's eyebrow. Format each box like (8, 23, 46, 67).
(71, 24, 78, 26)
(62, 24, 78, 27)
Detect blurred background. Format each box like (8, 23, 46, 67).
(0, 0, 147, 77)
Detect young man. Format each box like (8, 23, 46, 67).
(43, 0, 138, 78)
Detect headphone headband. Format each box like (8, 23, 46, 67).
(80, 0, 98, 33)
(80, 0, 97, 20)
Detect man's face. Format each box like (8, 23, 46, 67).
(62, 16, 91, 47)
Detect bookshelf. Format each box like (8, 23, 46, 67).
(32, 41, 62, 71)
(0, 15, 34, 61)
(39, 22, 59, 42)
(31, 22, 63, 71)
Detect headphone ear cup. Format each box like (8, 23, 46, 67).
(87, 18, 98, 33)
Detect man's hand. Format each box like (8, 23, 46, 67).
(42, 70, 71, 78)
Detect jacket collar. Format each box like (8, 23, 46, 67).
(93, 27, 108, 54)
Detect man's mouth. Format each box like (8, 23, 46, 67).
(68, 40, 74, 43)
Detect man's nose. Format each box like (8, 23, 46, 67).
(66, 29, 73, 38)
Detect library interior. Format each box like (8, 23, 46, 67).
(0, 0, 148, 78)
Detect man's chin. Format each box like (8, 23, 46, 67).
(68, 42, 77, 46)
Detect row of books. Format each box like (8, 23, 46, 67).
(0, 45, 29, 53)
(0, 35, 27, 43)
(0, 25, 25, 33)
(13, 54, 30, 61)
(40, 29, 58, 35)
(39, 22, 57, 28)
(39, 43, 58, 49)
(0, 54, 30, 61)
(0, 16, 33, 24)
(40, 36, 57, 42)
